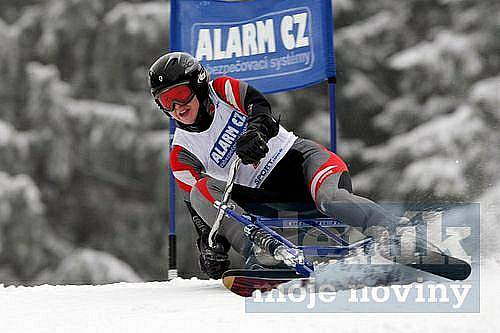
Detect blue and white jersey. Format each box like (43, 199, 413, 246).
(171, 78, 297, 190)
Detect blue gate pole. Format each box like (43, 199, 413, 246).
(328, 77, 337, 153)
(168, 120, 178, 280)
(168, 0, 178, 281)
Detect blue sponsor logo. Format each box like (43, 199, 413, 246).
(210, 111, 247, 167)
(172, 0, 336, 93)
(192, 7, 314, 85)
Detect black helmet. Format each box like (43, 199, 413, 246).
(148, 52, 210, 115)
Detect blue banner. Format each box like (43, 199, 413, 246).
(171, 0, 335, 94)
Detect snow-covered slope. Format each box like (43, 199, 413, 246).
(1, 259, 499, 333)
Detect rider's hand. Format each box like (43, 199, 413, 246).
(236, 130, 269, 165)
(197, 233, 231, 279)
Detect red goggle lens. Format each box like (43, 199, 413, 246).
(157, 85, 194, 112)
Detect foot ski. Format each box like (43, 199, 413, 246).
(223, 253, 471, 297)
(403, 250, 471, 281)
(222, 269, 309, 297)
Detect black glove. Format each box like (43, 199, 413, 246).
(236, 129, 269, 165)
(197, 232, 231, 279)
(185, 200, 231, 279)
(236, 113, 280, 165)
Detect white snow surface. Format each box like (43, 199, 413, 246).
(1, 259, 499, 333)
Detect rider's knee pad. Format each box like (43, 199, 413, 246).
(314, 171, 353, 212)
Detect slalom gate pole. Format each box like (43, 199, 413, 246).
(328, 76, 337, 153)
(167, 1, 179, 281)
(168, 119, 178, 280)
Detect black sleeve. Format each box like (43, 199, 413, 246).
(244, 84, 271, 118)
(243, 85, 280, 140)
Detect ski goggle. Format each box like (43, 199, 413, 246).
(155, 83, 195, 113)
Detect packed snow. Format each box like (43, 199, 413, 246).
(1, 259, 499, 333)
